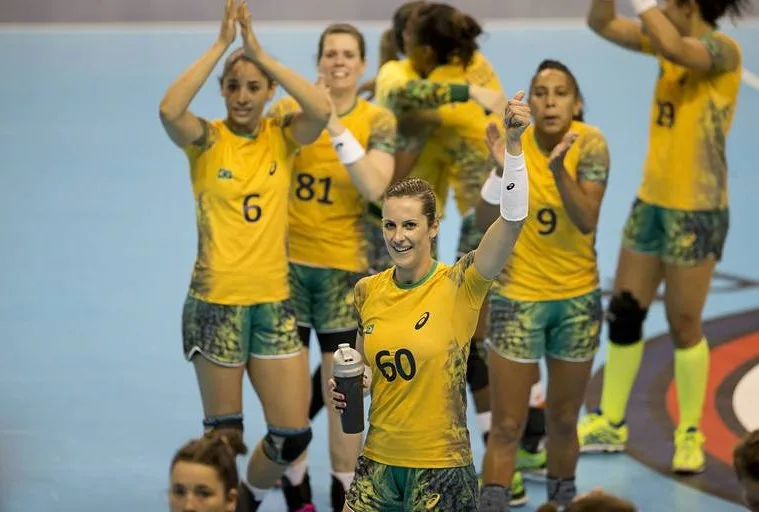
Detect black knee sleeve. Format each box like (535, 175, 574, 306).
(521, 407, 546, 453)
(309, 365, 324, 421)
(466, 340, 489, 392)
(203, 413, 244, 433)
(317, 329, 357, 353)
(607, 291, 648, 345)
(262, 426, 313, 464)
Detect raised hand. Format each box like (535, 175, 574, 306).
(548, 131, 579, 173)
(217, 0, 237, 47)
(236, 1, 262, 59)
(316, 74, 342, 135)
(503, 91, 531, 142)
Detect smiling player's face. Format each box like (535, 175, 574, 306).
(317, 33, 366, 93)
(382, 196, 439, 272)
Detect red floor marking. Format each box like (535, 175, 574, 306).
(666, 332, 759, 465)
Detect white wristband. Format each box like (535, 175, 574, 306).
(630, 0, 657, 15)
(330, 129, 366, 166)
(480, 168, 502, 205)
(500, 151, 528, 222)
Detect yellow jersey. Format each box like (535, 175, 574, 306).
(354, 252, 492, 468)
(430, 56, 504, 215)
(464, 51, 501, 88)
(184, 117, 298, 305)
(378, 53, 504, 215)
(269, 96, 396, 272)
(638, 31, 741, 210)
(494, 122, 610, 302)
(374, 59, 451, 214)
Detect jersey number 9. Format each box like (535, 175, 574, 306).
(537, 207, 557, 235)
(375, 349, 417, 382)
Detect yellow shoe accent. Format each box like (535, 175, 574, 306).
(672, 427, 706, 474)
(578, 410, 628, 453)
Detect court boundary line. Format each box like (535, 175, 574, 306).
(743, 67, 759, 92)
(2, 16, 759, 32)
(0, 18, 587, 32)
(7, 18, 757, 92)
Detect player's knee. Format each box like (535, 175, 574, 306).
(545, 407, 580, 440)
(607, 291, 648, 345)
(203, 413, 244, 433)
(466, 345, 489, 392)
(490, 415, 525, 446)
(666, 310, 702, 347)
(262, 426, 313, 465)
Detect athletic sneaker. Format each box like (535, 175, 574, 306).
(516, 447, 547, 479)
(578, 409, 628, 453)
(672, 426, 706, 474)
(509, 471, 528, 507)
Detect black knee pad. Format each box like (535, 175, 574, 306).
(317, 329, 357, 354)
(309, 366, 325, 421)
(607, 291, 648, 345)
(262, 426, 313, 465)
(203, 413, 244, 433)
(466, 340, 489, 392)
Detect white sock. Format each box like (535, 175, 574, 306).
(283, 459, 308, 486)
(477, 411, 492, 434)
(332, 471, 355, 491)
(242, 480, 269, 502)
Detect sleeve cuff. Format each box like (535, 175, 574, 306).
(449, 84, 470, 102)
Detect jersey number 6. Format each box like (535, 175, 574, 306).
(243, 193, 262, 222)
(375, 349, 417, 382)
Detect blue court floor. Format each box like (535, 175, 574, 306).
(1, 19, 758, 511)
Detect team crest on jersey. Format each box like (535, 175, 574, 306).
(364, 323, 375, 335)
(217, 168, 234, 180)
(268, 161, 277, 175)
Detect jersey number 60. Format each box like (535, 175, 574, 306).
(375, 349, 417, 382)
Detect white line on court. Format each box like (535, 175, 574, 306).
(2, 16, 759, 33)
(3, 17, 759, 93)
(743, 67, 759, 92)
(734, 363, 759, 432)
